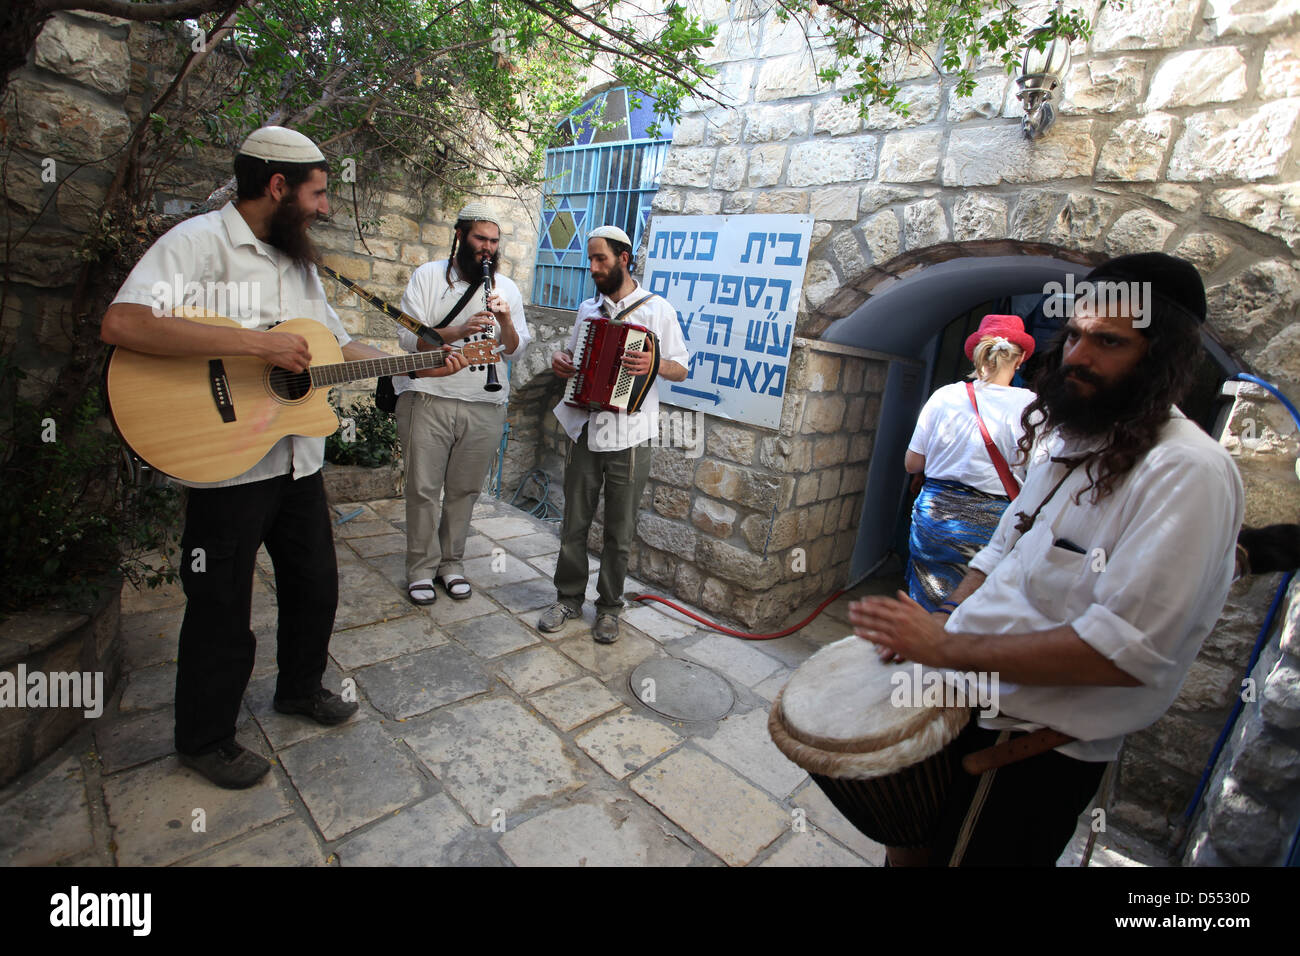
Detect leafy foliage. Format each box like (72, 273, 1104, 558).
(325, 397, 401, 468)
(0, 357, 180, 613)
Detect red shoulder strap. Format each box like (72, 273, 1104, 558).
(966, 382, 1020, 500)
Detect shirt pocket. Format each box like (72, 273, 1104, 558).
(1021, 540, 1094, 621)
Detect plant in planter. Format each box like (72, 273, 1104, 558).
(325, 395, 401, 469)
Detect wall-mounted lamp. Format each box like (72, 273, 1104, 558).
(1015, 27, 1071, 140)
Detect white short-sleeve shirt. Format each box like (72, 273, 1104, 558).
(908, 380, 1037, 494)
(111, 202, 351, 488)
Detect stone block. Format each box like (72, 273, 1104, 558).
(953, 193, 1008, 241)
(1206, 0, 1296, 36)
(1262, 33, 1300, 98)
(650, 447, 696, 488)
(813, 97, 862, 136)
(1096, 113, 1176, 183)
(1092, 0, 1197, 50)
(1205, 259, 1300, 351)
(10, 75, 131, 158)
(355, 643, 491, 719)
(755, 53, 823, 101)
(661, 147, 716, 188)
(740, 510, 804, 554)
(1203, 776, 1285, 865)
(705, 109, 743, 145)
(1063, 57, 1145, 114)
(183, 815, 328, 868)
(637, 512, 696, 560)
(574, 708, 682, 780)
(863, 83, 941, 129)
(1147, 47, 1248, 111)
(0, 756, 92, 866)
(691, 496, 738, 538)
(337, 792, 498, 866)
(904, 198, 949, 248)
(496, 644, 583, 695)
(653, 485, 692, 518)
(802, 394, 847, 434)
(878, 130, 942, 183)
(810, 186, 859, 222)
(1173, 232, 1234, 274)
(744, 103, 811, 142)
(746, 144, 786, 187)
(1208, 184, 1300, 253)
(696, 538, 783, 589)
(1045, 193, 1113, 250)
(947, 73, 1010, 122)
(1105, 208, 1176, 257)
(859, 210, 901, 265)
(1169, 102, 1300, 182)
(711, 147, 746, 192)
(672, 114, 705, 146)
(859, 184, 922, 215)
(943, 122, 1096, 187)
(35, 14, 129, 97)
(554, 629, 665, 681)
(1262, 659, 1300, 729)
(697, 707, 808, 799)
(682, 191, 723, 215)
(754, 189, 810, 214)
(445, 612, 540, 660)
(706, 425, 757, 464)
(631, 747, 787, 865)
(788, 137, 878, 187)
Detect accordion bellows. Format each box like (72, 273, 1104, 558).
(563, 318, 661, 415)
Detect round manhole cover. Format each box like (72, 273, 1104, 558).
(629, 658, 735, 722)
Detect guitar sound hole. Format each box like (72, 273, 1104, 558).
(266, 367, 312, 402)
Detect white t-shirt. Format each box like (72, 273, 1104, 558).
(945, 409, 1244, 761)
(908, 380, 1037, 495)
(393, 261, 531, 404)
(111, 202, 352, 488)
(553, 282, 691, 452)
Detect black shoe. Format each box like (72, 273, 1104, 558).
(178, 740, 270, 790)
(274, 687, 359, 725)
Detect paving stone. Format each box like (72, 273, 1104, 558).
(365, 551, 407, 593)
(527, 551, 599, 579)
(491, 577, 557, 613)
(528, 676, 624, 731)
(120, 606, 182, 670)
(329, 614, 448, 670)
(760, 830, 870, 867)
(402, 696, 585, 824)
(103, 749, 294, 866)
(446, 611, 540, 659)
(683, 636, 783, 688)
(696, 707, 808, 799)
(499, 791, 695, 866)
(94, 707, 174, 774)
(0, 756, 93, 865)
(337, 792, 504, 866)
(790, 778, 888, 865)
(332, 502, 380, 520)
(179, 815, 328, 866)
(366, 498, 406, 521)
(415, 588, 499, 625)
(334, 555, 409, 630)
(247, 665, 360, 751)
(746, 632, 820, 669)
(347, 532, 406, 558)
(574, 707, 683, 779)
(496, 645, 585, 695)
(474, 515, 543, 539)
(461, 533, 497, 558)
(555, 629, 667, 681)
(355, 644, 491, 720)
(334, 517, 396, 540)
(623, 604, 698, 643)
(753, 669, 793, 703)
(462, 550, 542, 588)
(501, 532, 560, 558)
(278, 721, 427, 841)
(630, 746, 787, 866)
(119, 661, 176, 713)
(119, 574, 185, 615)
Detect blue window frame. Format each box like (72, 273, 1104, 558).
(532, 87, 673, 309)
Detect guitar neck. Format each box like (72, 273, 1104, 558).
(309, 350, 449, 389)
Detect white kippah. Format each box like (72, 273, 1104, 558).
(238, 126, 325, 163)
(588, 225, 631, 246)
(456, 201, 499, 226)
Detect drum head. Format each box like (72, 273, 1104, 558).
(770, 636, 969, 779)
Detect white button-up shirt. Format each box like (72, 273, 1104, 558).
(945, 408, 1244, 761)
(553, 282, 691, 452)
(111, 202, 351, 488)
(393, 261, 530, 405)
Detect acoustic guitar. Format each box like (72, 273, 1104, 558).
(105, 310, 497, 483)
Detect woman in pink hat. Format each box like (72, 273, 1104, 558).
(903, 315, 1038, 612)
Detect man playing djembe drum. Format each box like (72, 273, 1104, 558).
(850, 253, 1244, 866)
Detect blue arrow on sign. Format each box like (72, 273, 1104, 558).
(670, 385, 722, 405)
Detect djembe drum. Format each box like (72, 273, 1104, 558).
(768, 636, 971, 847)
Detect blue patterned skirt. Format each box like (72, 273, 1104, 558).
(906, 478, 1010, 612)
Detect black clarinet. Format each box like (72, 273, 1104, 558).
(481, 256, 503, 393)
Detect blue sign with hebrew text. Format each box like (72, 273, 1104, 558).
(646, 214, 813, 429)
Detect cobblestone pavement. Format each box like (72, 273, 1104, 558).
(0, 498, 1163, 867)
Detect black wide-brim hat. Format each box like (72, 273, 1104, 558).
(1083, 252, 1207, 325)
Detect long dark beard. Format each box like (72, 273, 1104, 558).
(593, 261, 629, 297)
(265, 195, 319, 268)
(1035, 364, 1141, 437)
(456, 240, 498, 283)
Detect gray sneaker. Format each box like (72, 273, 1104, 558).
(538, 602, 581, 633)
(593, 614, 620, 644)
(178, 739, 270, 790)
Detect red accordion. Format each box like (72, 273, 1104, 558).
(563, 317, 661, 414)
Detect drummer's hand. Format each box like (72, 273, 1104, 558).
(849, 591, 951, 667)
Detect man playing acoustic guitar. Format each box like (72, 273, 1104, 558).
(101, 127, 467, 789)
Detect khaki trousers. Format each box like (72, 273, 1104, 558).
(397, 391, 505, 583)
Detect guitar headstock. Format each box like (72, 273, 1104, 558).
(459, 340, 500, 365)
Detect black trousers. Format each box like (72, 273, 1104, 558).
(174, 472, 338, 755)
(928, 720, 1108, 866)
